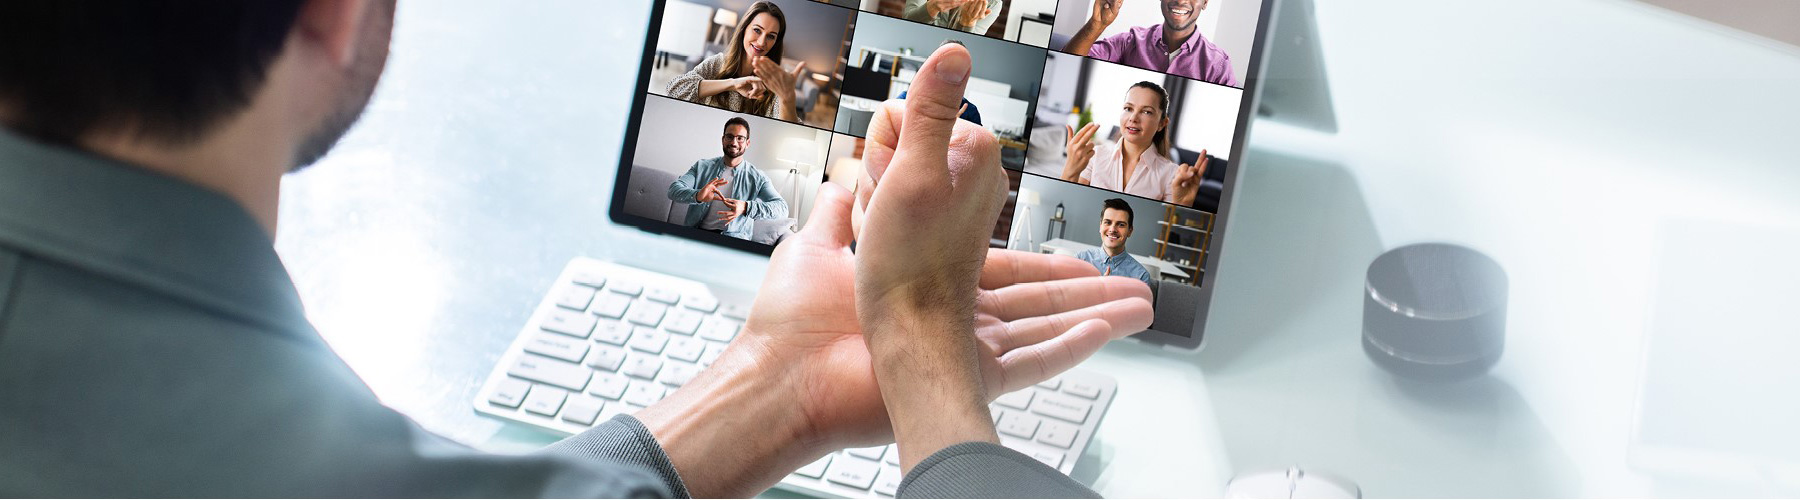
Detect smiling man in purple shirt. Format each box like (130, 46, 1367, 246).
(1063, 0, 1239, 87)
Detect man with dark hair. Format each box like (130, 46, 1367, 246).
(0, 2, 1154, 498)
(1075, 198, 1156, 288)
(667, 116, 788, 241)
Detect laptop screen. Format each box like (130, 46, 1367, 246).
(612, 0, 1274, 347)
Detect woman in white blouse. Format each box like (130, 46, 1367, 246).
(1061, 81, 1206, 206)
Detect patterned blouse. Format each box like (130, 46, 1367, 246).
(666, 53, 786, 120)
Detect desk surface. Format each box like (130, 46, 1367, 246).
(278, 0, 1800, 497)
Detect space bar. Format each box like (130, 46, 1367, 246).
(508, 355, 590, 391)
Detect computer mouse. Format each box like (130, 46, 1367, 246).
(1226, 467, 1362, 499)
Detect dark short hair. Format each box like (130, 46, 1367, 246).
(1101, 198, 1134, 227)
(724, 117, 751, 137)
(0, 1, 308, 145)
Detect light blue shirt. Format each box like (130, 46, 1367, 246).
(1075, 248, 1154, 288)
(666, 156, 787, 240)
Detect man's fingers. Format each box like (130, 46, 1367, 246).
(891, 44, 972, 184)
(979, 249, 1098, 289)
(801, 182, 856, 248)
(990, 296, 1152, 355)
(993, 318, 1113, 394)
(977, 276, 1152, 323)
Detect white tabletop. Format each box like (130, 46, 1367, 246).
(276, 0, 1800, 497)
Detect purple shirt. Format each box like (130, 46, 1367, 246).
(1088, 25, 1238, 87)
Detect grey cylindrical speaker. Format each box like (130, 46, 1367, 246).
(1362, 243, 1508, 380)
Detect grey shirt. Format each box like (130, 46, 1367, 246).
(0, 128, 1099, 498)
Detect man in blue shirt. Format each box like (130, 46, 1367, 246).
(667, 117, 788, 241)
(1076, 198, 1156, 288)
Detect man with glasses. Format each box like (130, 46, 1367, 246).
(668, 116, 788, 240)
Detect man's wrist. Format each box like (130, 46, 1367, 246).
(634, 339, 825, 498)
(864, 310, 997, 470)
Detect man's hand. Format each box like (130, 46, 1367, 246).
(1089, 0, 1124, 28)
(1062, 123, 1099, 183)
(954, 0, 992, 29)
(1064, 0, 1123, 55)
(696, 178, 728, 203)
(1171, 151, 1208, 206)
(715, 198, 746, 223)
(631, 45, 1153, 497)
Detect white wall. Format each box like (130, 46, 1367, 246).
(1173, 82, 1243, 160)
(1211, 0, 1265, 82)
(1054, 0, 1221, 47)
(635, 96, 830, 220)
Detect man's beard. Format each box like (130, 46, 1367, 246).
(724, 147, 744, 160)
(292, 1, 394, 172)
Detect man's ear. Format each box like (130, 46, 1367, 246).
(294, 0, 371, 68)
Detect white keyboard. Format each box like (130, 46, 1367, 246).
(474, 257, 1117, 497)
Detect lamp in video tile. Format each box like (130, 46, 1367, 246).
(779, 137, 816, 209)
(1010, 188, 1041, 252)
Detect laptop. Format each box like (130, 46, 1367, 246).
(475, 0, 1280, 496)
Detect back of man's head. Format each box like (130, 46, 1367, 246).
(0, 1, 309, 146)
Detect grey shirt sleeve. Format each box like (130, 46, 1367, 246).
(538, 415, 691, 498)
(898, 442, 1101, 498)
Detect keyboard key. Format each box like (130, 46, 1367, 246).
(584, 344, 627, 372)
(1037, 421, 1079, 449)
(720, 303, 751, 321)
(662, 309, 703, 335)
(592, 292, 632, 319)
(570, 271, 607, 288)
(825, 455, 880, 489)
(624, 380, 665, 407)
(628, 327, 668, 353)
(540, 309, 596, 339)
(522, 385, 568, 416)
(644, 287, 680, 304)
(525, 334, 589, 363)
(1037, 377, 1062, 390)
(1064, 380, 1103, 399)
(1030, 393, 1092, 424)
(994, 390, 1034, 410)
(874, 466, 902, 497)
(561, 395, 606, 425)
(794, 455, 831, 479)
(554, 285, 596, 311)
(998, 411, 1041, 439)
(621, 354, 664, 380)
(658, 363, 700, 388)
(683, 294, 719, 313)
(625, 301, 668, 327)
(487, 378, 531, 408)
(666, 336, 705, 363)
(848, 446, 886, 461)
(597, 402, 630, 423)
(508, 355, 591, 391)
(884, 445, 899, 466)
(592, 320, 632, 346)
(610, 281, 643, 296)
(588, 372, 630, 400)
(1030, 450, 1064, 469)
(700, 343, 727, 366)
(699, 317, 739, 342)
